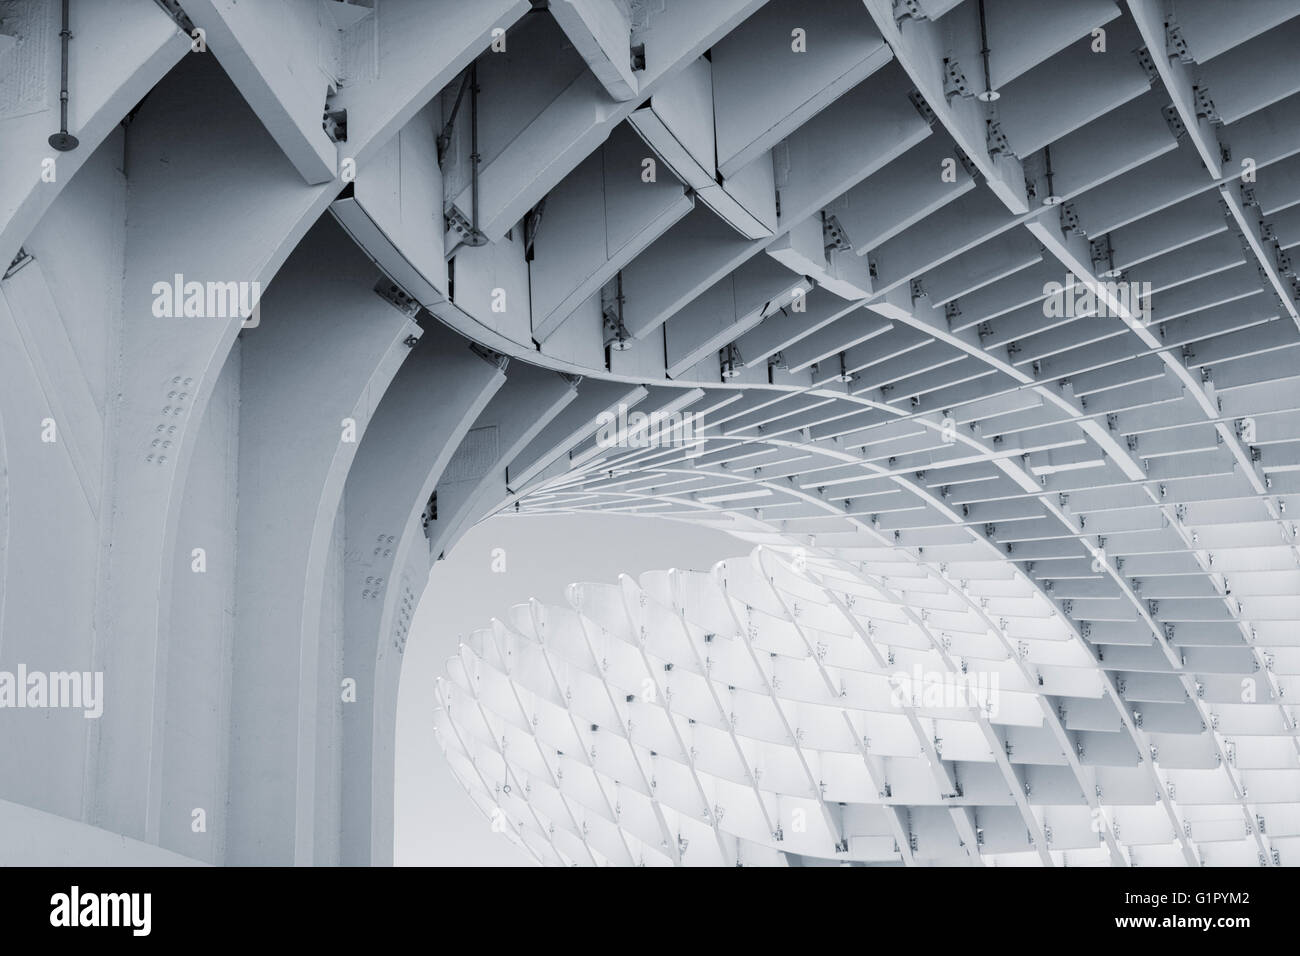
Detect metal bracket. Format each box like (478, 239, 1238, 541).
(942, 58, 972, 101)
(1193, 85, 1219, 123)
(1161, 103, 1187, 140)
(1276, 244, 1293, 277)
(469, 341, 509, 371)
(823, 213, 853, 253)
(1134, 45, 1158, 85)
(907, 88, 937, 127)
(1090, 234, 1118, 278)
(374, 278, 421, 317)
(986, 119, 1010, 158)
(954, 146, 979, 179)
(4, 247, 33, 280)
(1059, 201, 1084, 237)
(893, 0, 925, 27)
(1165, 20, 1192, 63)
(446, 205, 478, 246)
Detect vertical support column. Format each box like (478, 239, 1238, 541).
(0, 132, 128, 823)
(159, 340, 240, 862)
(223, 218, 421, 865)
(340, 324, 506, 864)
(91, 54, 334, 843)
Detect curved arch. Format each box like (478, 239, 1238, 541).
(3, 0, 1299, 869)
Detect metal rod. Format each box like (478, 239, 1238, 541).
(978, 0, 991, 91)
(49, 0, 79, 151)
(975, 0, 998, 102)
(467, 61, 486, 246)
(435, 69, 472, 162)
(1043, 143, 1059, 203)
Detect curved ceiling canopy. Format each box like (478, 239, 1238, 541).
(2, 0, 1298, 868)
